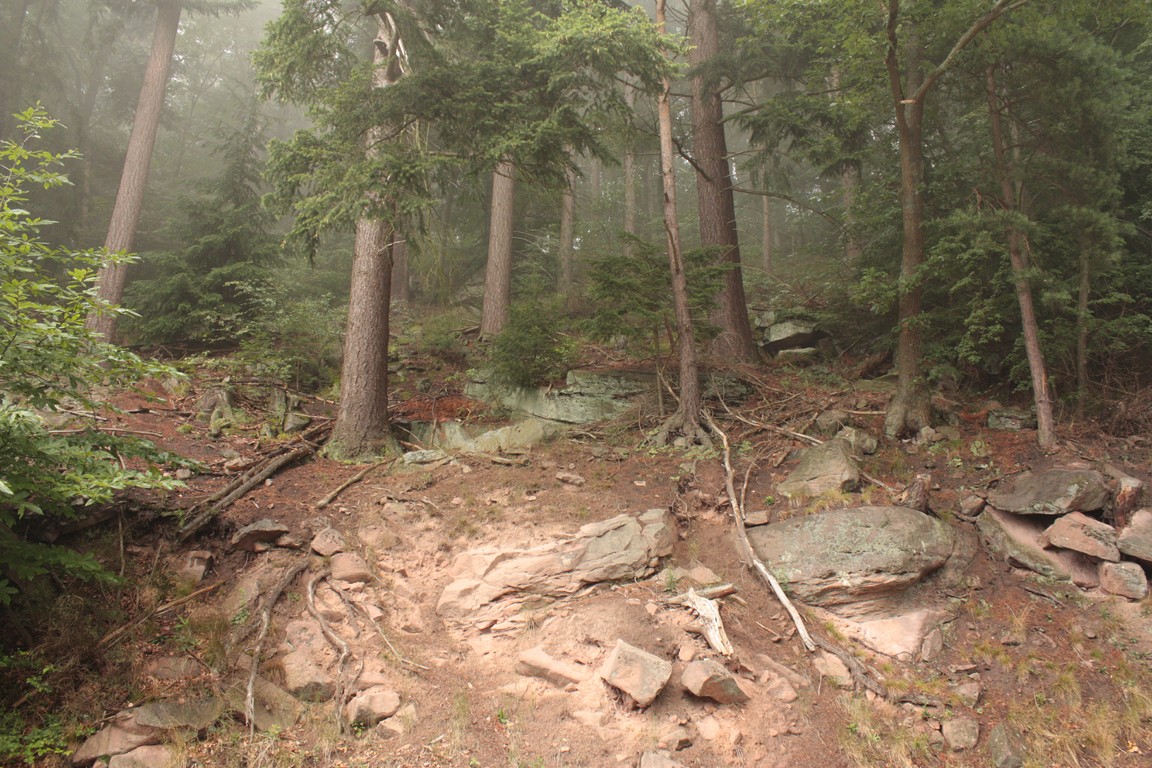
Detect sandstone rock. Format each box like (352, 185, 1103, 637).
(813, 651, 852, 689)
(379, 702, 417, 739)
(437, 509, 676, 624)
(107, 745, 175, 768)
(640, 751, 686, 768)
(310, 528, 347, 557)
(657, 725, 692, 751)
(1098, 561, 1149, 600)
(680, 659, 749, 705)
(280, 649, 335, 701)
(344, 686, 401, 726)
(130, 698, 222, 732)
(977, 508, 1099, 587)
(987, 469, 1109, 515)
(1111, 475, 1144, 528)
(516, 646, 590, 687)
(763, 675, 798, 703)
(1118, 509, 1152, 564)
(598, 640, 672, 708)
(693, 714, 722, 740)
(231, 520, 290, 552)
(954, 681, 982, 708)
(330, 552, 373, 583)
(555, 471, 585, 486)
(358, 525, 399, 553)
(989, 722, 1027, 768)
(746, 507, 953, 619)
(223, 675, 301, 732)
(959, 495, 986, 518)
(143, 656, 200, 680)
(71, 717, 161, 766)
(743, 509, 769, 526)
(777, 439, 859, 499)
(920, 627, 943, 662)
(942, 718, 979, 751)
(1043, 511, 1119, 561)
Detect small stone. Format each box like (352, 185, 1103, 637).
(959, 495, 986, 517)
(179, 550, 213, 584)
(1098, 561, 1149, 600)
(763, 675, 798, 703)
(330, 552, 373, 584)
(656, 725, 692, 751)
(743, 509, 769, 526)
(677, 644, 696, 663)
(942, 718, 979, 751)
(598, 639, 672, 708)
(813, 651, 852, 689)
(989, 722, 1028, 768)
(311, 528, 347, 557)
(282, 412, 312, 433)
(920, 627, 943, 661)
(953, 681, 982, 708)
(680, 659, 750, 705)
(556, 472, 586, 486)
(230, 520, 290, 552)
(143, 657, 201, 680)
(695, 715, 722, 740)
(686, 565, 719, 585)
(515, 646, 589, 687)
(344, 686, 401, 727)
(175, 468, 193, 481)
(639, 751, 685, 768)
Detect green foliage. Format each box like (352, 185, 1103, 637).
(0, 710, 70, 766)
(233, 283, 346, 391)
(489, 295, 577, 388)
(0, 108, 182, 606)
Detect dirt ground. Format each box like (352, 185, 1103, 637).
(19, 369, 1152, 768)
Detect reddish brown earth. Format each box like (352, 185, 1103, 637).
(13, 367, 1152, 768)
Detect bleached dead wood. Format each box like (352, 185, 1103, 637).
(679, 588, 733, 656)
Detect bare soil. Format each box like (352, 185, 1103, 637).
(13, 368, 1152, 768)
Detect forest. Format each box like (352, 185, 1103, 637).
(2, 0, 1152, 766)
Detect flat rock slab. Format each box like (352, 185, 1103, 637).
(107, 745, 176, 768)
(746, 506, 953, 619)
(987, 469, 1109, 515)
(223, 675, 301, 732)
(680, 659, 749, 705)
(1118, 509, 1152, 564)
(437, 509, 676, 626)
(231, 519, 290, 551)
(1042, 512, 1119, 561)
(599, 639, 672, 708)
(71, 716, 161, 766)
(516, 646, 590, 687)
(977, 508, 1099, 587)
(130, 698, 223, 731)
(777, 439, 859, 499)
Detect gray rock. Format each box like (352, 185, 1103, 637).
(231, 520, 290, 552)
(402, 449, 449, 464)
(941, 718, 979, 751)
(280, 650, 335, 701)
(344, 686, 401, 726)
(437, 509, 676, 625)
(555, 471, 585, 486)
(1118, 508, 1152, 564)
(959, 495, 986, 518)
(282, 412, 312, 433)
(978, 508, 1099, 587)
(107, 745, 175, 768)
(988, 469, 1109, 515)
(989, 722, 1027, 768)
(130, 697, 223, 731)
(987, 407, 1036, 431)
(777, 439, 860, 499)
(680, 659, 749, 705)
(330, 552, 373, 583)
(765, 321, 822, 353)
(598, 640, 672, 708)
(835, 426, 878, 456)
(1098, 561, 1149, 600)
(814, 410, 849, 435)
(954, 680, 982, 708)
(775, 347, 819, 364)
(1043, 512, 1119, 561)
(516, 646, 589, 687)
(747, 506, 954, 619)
(224, 676, 301, 732)
(143, 657, 200, 680)
(310, 528, 347, 557)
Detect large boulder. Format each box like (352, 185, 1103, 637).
(437, 509, 676, 626)
(777, 439, 860, 500)
(1118, 509, 1152, 564)
(746, 506, 953, 618)
(598, 640, 672, 708)
(987, 469, 1109, 515)
(977, 508, 1098, 587)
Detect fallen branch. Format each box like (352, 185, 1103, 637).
(666, 583, 737, 604)
(316, 459, 394, 509)
(48, 427, 163, 438)
(716, 401, 822, 446)
(702, 410, 816, 652)
(475, 453, 530, 466)
(178, 445, 314, 541)
(246, 561, 308, 735)
(100, 582, 222, 648)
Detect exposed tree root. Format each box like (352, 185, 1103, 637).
(306, 571, 354, 734)
(316, 458, 395, 509)
(245, 561, 308, 735)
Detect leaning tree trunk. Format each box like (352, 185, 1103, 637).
(689, 0, 756, 363)
(326, 13, 403, 460)
(86, 0, 182, 341)
(654, 0, 707, 446)
(480, 159, 516, 338)
(986, 66, 1055, 446)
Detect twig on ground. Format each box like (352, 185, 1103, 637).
(316, 459, 394, 509)
(354, 604, 430, 671)
(246, 562, 307, 735)
(100, 582, 223, 648)
(717, 400, 822, 446)
(47, 427, 163, 438)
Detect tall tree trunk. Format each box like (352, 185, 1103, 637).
(0, 0, 32, 140)
(391, 237, 411, 302)
(986, 66, 1055, 446)
(761, 193, 773, 274)
(623, 86, 638, 239)
(86, 0, 182, 341)
(480, 159, 516, 338)
(559, 164, 576, 301)
(1076, 251, 1091, 417)
(689, 0, 756, 363)
(326, 13, 404, 460)
(654, 0, 706, 446)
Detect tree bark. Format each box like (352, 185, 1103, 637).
(623, 84, 638, 239)
(986, 66, 1055, 446)
(689, 0, 756, 363)
(655, 0, 706, 446)
(326, 13, 404, 460)
(480, 159, 516, 338)
(86, 0, 182, 341)
(559, 164, 576, 301)
(761, 192, 773, 275)
(391, 237, 411, 302)
(0, 0, 32, 140)
(1076, 250, 1091, 417)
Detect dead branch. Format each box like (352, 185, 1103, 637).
(702, 410, 816, 652)
(717, 400, 822, 446)
(246, 561, 308, 735)
(178, 445, 315, 541)
(316, 459, 394, 509)
(678, 588, 733, 656)
(306, 571, 353, 734)
(475, 453, 530, 466)
(666, 583, 737, 604)
(100, 582, 222, 648)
